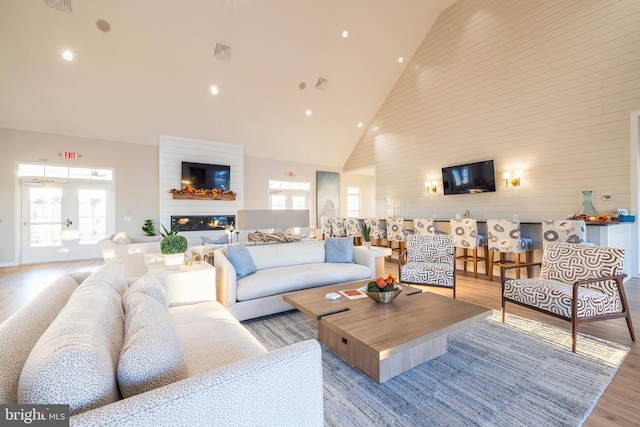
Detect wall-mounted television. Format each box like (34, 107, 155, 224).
(442, 160, 496, 195)
(181, 162, 230, 190)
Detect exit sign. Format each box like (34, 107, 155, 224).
(63, 151, 77, 159)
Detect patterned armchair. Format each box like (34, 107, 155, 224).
(344, 217, 361, 245)
(399, 234, 456, 297)
(501, 242, 635, 352)
(541, 220, 586, 249)
(386, 217, 408, 256)
(330, 217, 346, 237)
(449, 218, 488, 278)
(364, 218, 384, 246)
(413, 218, 436, 235)
(320, 216, 333, 239)
(487, 219, 533, 281)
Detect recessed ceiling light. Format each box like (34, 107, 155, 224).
(357, 122, 363, 128)
(210, 86, 219, 95)
(96, 19, 111, 33)
(373, 126, 379, 131)
(306, 110, 312, 116)
(342, 30, 349, 38)
(62, 50, 73, 61)
(398, 56, 404, 63)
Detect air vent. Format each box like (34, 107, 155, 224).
(315, 77, 329, 91)
(214, 43, 231, 62)
(46, 0, 72, 13)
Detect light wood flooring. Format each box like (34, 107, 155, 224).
(1, 259, 638, 425)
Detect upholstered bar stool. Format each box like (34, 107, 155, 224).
(330, 217, 346, 237)
(320, 216, 332, 239)
(487, 219, 533, 281)
(413, 218, 436, 235)
(345, 217, 361, 245)
(386, 217, 408, 260)
(364, 218, 384, 246)
(449, 218, 488, 278)
(541, 219, 586, 249)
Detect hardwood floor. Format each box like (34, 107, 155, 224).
(0, 259, 637, 425)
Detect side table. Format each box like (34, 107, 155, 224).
(148, 261, 216, 306)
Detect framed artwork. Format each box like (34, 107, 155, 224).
(316, 171, 340, 225)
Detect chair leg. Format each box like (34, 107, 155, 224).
(571, 317, 578, 353)
(514, 253, 521, 280)
(488, 250, 494, 281)
(483, 246, 489, 277)
(472, 248, 478, 278)
(462, 248, 468, 272)
(526, 250, 533, 278)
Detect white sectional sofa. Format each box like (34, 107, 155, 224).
(97, 232, 162, 278)
(214, 239, 376, 321)
(0, 261, 324, 426)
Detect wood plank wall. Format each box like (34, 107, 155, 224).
(344, 0, 640, 222)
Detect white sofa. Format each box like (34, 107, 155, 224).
(0, 261, 324, 426)
(214, 240, 376, 321)
(97, 233, 162, 278)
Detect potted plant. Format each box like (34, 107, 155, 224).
(141, 219, 156, 236)
(160, 225, 188, 270)
(360, 223, 371, 248)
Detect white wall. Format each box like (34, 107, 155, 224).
(0, 127, 158, 266)
(344, 0, 640, 223)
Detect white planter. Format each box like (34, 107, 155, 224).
(163, 253, 185, 270)
(362, 241, 372, 249)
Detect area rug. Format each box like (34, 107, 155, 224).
(242, 310, 628, 427)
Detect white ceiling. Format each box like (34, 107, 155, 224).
(0, 0, 457, 167)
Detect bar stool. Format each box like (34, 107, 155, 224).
(344, 217, 361, 245)
(413, 218, 436, 235)
(320, 216, 332, 239)
(450, 218, 488, 278)
(487, 219, 533, 281)
(364, 218, 384, 246)
(386, 217, 408, 260)
(330, 217, 346, 237)
(541, 219, 586, 249)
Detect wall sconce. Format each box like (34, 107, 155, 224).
(425, 180, 438, 193)
(503, 170, 522, 187)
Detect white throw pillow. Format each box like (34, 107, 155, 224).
(118, 292, 188, 398)
(112, 231, 132, 245)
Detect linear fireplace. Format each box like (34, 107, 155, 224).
(170, 215, 235, 232)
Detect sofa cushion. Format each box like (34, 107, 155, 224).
(227, 243, 257, 279)
(17, 262, 126, 415)
(236, 263, 371, 301)
(0, 274, 80, 404)
(324, 236, 354, 263)
(170, 301, 267, 375)
(124, 273, 169, 310)
(246, 241, 325, 270)
(113, 231, 132, 245)
(118, 292, 188, 398)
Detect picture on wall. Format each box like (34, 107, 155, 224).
(316, 171, 339, 225)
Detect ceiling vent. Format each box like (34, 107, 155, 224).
(315, 77, 329, 91)
(46, 0, 72, 13)
(214, 43, 231, 62)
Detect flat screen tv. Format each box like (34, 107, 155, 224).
(181, 162, 230, 190)
(442, 160, 496, 195)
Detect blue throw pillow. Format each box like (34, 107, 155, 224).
(226, 244, 257, 279)
(325, 237, 354, 263)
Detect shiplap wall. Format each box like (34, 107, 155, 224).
(344, 0, 640, 222)
(159, 135, 244, 244)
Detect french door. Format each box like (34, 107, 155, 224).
(20, 179, 113, 263)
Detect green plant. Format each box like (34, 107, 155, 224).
(141, 219, 156, 236)
(360, 223, 371, 242)
(159, 225, 188, 254)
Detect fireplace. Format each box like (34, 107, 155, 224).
(170, 215, 235, 232)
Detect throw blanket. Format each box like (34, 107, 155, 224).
(247, 232, 302, 243)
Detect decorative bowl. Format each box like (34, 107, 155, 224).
(363, 285, 403, 304)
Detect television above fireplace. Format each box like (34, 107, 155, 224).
(442, 160, 496, 195)
(181, 161, 230, 190)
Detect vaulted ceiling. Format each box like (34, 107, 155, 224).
(0, 0, 457, 166)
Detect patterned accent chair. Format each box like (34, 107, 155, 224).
(449, 218, 488, 278)
(330, 217, 346, 237)
(541, 220, 586, 249)
(413, 218, 436, 235)
(399, 234, 456, 298)
(320, 216, 332, 239)
(364, 218, 384, 246)
(386, 217, 408, 258)
(344, 217, 361, 245)
(501, 242, 635, 352)
(487, 219, 534, 281)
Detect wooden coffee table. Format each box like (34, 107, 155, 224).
(284, 282, 491, 383)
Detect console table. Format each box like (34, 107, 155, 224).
(148, 261, 216, 305)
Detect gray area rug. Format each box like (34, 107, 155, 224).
(242, 310, 628, 427)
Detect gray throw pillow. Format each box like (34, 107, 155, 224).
(325, 237, 355, 263)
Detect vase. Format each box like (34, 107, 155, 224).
(362, 241, 371, 249)
(163, 253, 185, 270)
(578, 190, 598, 217)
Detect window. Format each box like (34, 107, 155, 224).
(270, 195, 286, 210)
(268, 180, 310, 210)
(347, 187, 361, 218)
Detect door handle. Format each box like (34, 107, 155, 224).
(23, 218, 73, 227)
